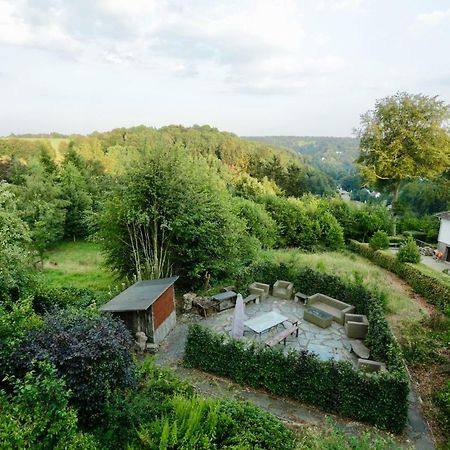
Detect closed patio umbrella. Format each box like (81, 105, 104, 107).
(230, 293, 247, 339)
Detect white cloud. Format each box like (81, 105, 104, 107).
(417, 9, 450, 26)
(0, 0, 344, 94)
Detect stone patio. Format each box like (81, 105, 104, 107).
(203, 296, 360, 366)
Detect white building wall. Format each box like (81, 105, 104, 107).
(438, 218, 450, 246)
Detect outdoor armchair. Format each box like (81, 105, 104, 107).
(248, 282, 270, 300)
(272, 280, 293, 300)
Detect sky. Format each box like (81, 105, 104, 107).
(0, 0, 449, 137)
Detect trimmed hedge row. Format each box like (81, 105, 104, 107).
(185, 260, 409, 432)
(349, 240, 450, 314)
(185, 325, 408, 432)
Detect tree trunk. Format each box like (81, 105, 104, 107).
(392, 183, 401, 236)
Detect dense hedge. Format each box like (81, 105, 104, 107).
(349, 240, 450, 314)
(185, 325, 408, 432)
(185, 260, 409, 432)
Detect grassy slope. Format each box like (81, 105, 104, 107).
(263, 249, 427, 321)
(41, 241, 117, 291)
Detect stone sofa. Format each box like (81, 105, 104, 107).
(272, 280, 294, 300)
(307, 293, 355, 325)
(248, 282, 270, 300)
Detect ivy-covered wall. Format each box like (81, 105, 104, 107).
(184, 260, 409, 432)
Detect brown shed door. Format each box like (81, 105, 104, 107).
(152, 286, 174, 329)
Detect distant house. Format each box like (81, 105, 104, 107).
(436, 211, 450, 262)
(100, 276, 178, 344)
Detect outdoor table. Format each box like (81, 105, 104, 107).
(244, 311, 288, 338)
(212, 291, 237, 311)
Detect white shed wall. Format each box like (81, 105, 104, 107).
(438, 218, 450, 246)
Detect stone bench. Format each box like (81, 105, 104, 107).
(265, 325, 299, 347)
(243, 294, 260, 304)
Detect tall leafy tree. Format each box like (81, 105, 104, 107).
(14, 161, 66, 263)
(356, 92, 450, 232)
(99, 145, 248, 283)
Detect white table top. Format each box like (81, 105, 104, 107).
(244, 311, 288, 334)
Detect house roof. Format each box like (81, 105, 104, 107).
(100, 276, 179, 312)
(436, 211, 450, 220)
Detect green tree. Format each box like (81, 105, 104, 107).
(232, 197, 278, 248)
(0, 183, 33, 301)
(356, 92, 450, 233)
(58, 162, 93, 239)
(14, 161, 66, 263)
(99, 146, 247, 283)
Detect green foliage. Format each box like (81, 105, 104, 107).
(357, 92, 450, 199)
(400, 175, 450, 215)
(397, 236, 421, 263)
(185, 323, 408, 433)
(9, 309, 136, 427)
(260, 194, 344, 250)
(399, 317, 447, 366)
(369, 230, 390, 250)
(231, 172, 282, 200)
(0, 361, 97, 449)
(99, 145, 249, 284)
(232, 197, 278, 248)
(0, 298, 41, 381)
(136, 395, 296, 450)
(326, 198, 393, 243)
(31, 285, 105, 314)
(98, 359, 194, 448)
(296, 418, 399, 449)
(0, 183, 34, 301)
(249, 135, 359, 189)
(349, 240, 450, 313)
(435, 381, 450, 440)
(13, 160, 67, 262)
(398, 212, 440, 242)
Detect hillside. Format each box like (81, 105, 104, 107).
(0, 125, 337, 195)
(246, 136, 359, 185)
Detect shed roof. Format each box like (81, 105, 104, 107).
(436, 211, 450, 220)
(100, 276, 179, 312)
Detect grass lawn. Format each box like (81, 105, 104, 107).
(41, 240, 119, 291)
(262, 249, 427, 322)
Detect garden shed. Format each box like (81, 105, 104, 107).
(436, 211, 450, 261)
(100, 276, 178, 344)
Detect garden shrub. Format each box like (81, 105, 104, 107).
(349, 240, 450, 314)
(9, 309, 136, 427)
(0, 361, 97, 449)
(397, 236, 420, 263)
(31, 285, 106, 314)
(136, 395, 296, 450)
(98, 359, 194, 448)
(369, 230, 390, 250)
(435, 381, 450, 440)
